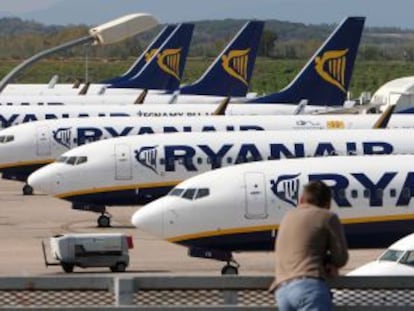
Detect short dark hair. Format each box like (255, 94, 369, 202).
(303, 180, 332, 208)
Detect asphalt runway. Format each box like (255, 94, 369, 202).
(0, 179, 383, 276)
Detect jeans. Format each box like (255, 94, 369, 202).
(276, 278, 332, 311)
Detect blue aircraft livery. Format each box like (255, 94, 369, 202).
(112, 23, 194, 91)
(180, 21, 264, 97)
(250, 17, 365, 106)
(268, 171, 414, 208)
(104, 25, 176, 86)
(134, 141, 394, 174)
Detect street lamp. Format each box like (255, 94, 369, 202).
(0, 13, 158, 93)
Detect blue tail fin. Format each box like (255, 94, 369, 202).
(180, 21, 264, 97)
(250, 17, 365, 106)
(110, 23, 194, 91)
(102, 25, 175, 85)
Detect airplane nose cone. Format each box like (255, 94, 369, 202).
(27, 167, 53, 194)
(131, 203, 164, 238)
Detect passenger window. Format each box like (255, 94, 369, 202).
(197, 157, 202, 165)
(0, 136, 4, 143)
(195, 188, 210, 199)
(182, 188, 197, 200)
(390, 189, 397, 198)
(76, 156, 87, 165)
(169, 188, 184, 197)
(351, 190, 358, 198)
(363, 189, 370, 198)
(227, 157, 232, 164)
(5, 136, 14, 143)
(66, 157, 77, 165)
(160, 158, 165, 165)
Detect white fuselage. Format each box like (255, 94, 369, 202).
(28, 130, 414, 208)
(132, 155, 414, 251)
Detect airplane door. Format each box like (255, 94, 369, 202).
(115, 144, 132, 180)
(244, 172, 268, 219)
(36, 126, 51, 156)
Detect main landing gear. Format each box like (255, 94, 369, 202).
(22, 184, 34, 196)
(72, 203, 112, 228)
(97, 213, 112, 228)
(189, 247, 240, 275)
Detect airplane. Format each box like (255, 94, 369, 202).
(142, 16, 364, 110)
(28, 129, 414, 227)
(239, 16, 365, 113)
(1, 25, 176, 96)
(347, 233, 414, 276)
(131, 154, 414, 274)
(0, 23, 194, 104)
(0, 110, 407, 194)
(0, 17, 363, 114)
(118, 21, 264, 103)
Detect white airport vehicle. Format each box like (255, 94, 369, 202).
(29, 129, 414, 227)
(0, 111, 404, 193)
(348, 233, 414, 276)
(42, 233, 133, 273)
(131, 155, 414, 274)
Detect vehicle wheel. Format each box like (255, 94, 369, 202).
(61, 263, 74, 273)
(97, 215, 111, 228)
(221, 264, 238, 275)
(110, 262, 126, 273)
(22, 184, 34, 196)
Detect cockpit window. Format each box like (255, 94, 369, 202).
(379, 249, 404, 262)
(59, 156, 88, 166)
(66, 157, 77, 165)
(399, 251, 414, 266)
(76, 156, 88, 165)
(57, 156, 68, 163)
(0, 135, 14, 143)
(169, 188, 184, 196)
(195, 188, 210, 199)
(182, 188, 197, 200)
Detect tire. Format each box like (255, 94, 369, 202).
(110, 262, 126, 273)
(61, 263, 74, 273)
(221, 265, 238, 275)
(97, 215, 111, 228)
(22, 184, 34, 196)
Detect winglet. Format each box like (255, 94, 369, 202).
(213, 97, 231, 115)
(373, 104, 396, 129)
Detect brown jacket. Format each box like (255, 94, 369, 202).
(272, 204, 348, 290)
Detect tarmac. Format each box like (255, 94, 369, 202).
(0, 179, 383, 276)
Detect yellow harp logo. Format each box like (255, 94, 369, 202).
(156, 48, 182, 80)
(221, 49, 250, 86)
(314, 49, 348, 93)
(144, 49, 158, 63)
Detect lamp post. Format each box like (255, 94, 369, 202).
(0, 13, 158, 93)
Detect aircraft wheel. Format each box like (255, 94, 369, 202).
(22, 184, 34, 196)
(61, 263, 74, 273)
(221, 264, 239, 275)
(97, 215, 111, 228)
(110, 262, 127, 273)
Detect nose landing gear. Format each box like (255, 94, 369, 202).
(97, 213, 112, 228)
(221, 259, 240, 275)
(188, 247, 240, 275)
(22, 184, 34, 196)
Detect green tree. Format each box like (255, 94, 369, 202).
(258, 30, 278, 57)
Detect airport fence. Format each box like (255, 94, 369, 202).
(1, 275, 414, 310)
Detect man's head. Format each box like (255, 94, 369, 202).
(300, 180, 332, 209)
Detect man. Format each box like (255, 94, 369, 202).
(271, 180, 349, 311)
